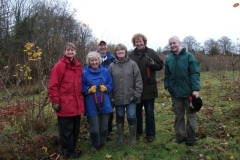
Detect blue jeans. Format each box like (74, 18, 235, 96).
(116, 104, 136, 125)
(136, 99, 155, 136)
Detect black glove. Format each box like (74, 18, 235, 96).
(110, 98, 115, 108)
(147, 57, 154, 66)
(130, 96, 138, 103)
(52, 104, 60, 112)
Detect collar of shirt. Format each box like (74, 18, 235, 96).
(101, 56, 107, 62)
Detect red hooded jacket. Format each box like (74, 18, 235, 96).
(48, 56, 85, 116)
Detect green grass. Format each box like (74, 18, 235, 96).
(0, 71, 240, 160)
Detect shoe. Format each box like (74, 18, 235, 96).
(172, 138, 186, 144)
(147, 136, 155, 142)
(90, 146, 96, 152)
(186, 141, 194, 146)
(68, 150, 82, 158)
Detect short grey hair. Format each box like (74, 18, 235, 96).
(169, 36, 181, 42)
(86, 51, 102, 66)
(114, 43, 128, 58)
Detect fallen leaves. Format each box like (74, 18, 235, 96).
(105, 154, 112, 158)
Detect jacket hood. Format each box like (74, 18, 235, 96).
(114, 56, 131, 64)
(60, 56, 81, 67)
(85, 64, 104, 73)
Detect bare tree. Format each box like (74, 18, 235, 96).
(204, 38, 220, 55)
(156, 46, 162, 55)
(217, 36, 232, 55)
(182, 36, 201, 52)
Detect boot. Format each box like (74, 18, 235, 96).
(117, 123, 124, 145)
(129, 124, 136, 146)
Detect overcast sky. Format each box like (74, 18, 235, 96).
(68, 0, 240, 50)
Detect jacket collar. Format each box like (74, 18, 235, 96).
(133, 46, 149, 55)
(114, 56, 130, 63)
(171, 48, 186, 57)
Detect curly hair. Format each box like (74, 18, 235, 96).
(131, 33, 147, 46)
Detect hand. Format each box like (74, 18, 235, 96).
(147, 57, 154, 66)
(192, 91, 199, 98)
(130, 96, 138, 103)
(99, 85, 108, 92)
(88, 85, 97, 94)
(52, 104, 60, 112)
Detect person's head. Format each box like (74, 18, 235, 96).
(169, 36, 181, 54)
(114, 43, 128, 60)
(64, 43, 77, 60)
(131, 33, 147, 50)
(97, 40, 108, 57)
(86, 51, 102, 70)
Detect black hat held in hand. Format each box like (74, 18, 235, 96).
(192, 95, 203, 112)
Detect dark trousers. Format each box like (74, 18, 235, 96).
(171, 96, 196, 141)
(58, 115, 81, 157)
(108, 112, 114, 135)
(136, 99, 155, 136)
(87, 114, 110, 148)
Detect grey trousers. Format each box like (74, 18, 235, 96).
(87, 114, 110, 148)
(171, 96, 196, 141)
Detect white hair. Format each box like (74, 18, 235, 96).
(86, 51, 102, 66)
(169, 36, 181, 42)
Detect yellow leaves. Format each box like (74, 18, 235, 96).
(14, 64, 32, 80)
(94, 38, 99, 44)
(56, 19, 59, 23)
(229, 155, 236, 160)
(24, 42, 42, 61)
(42, 146, 48, 153)
(24, 42, 34, 50)
(82, 23, 87, 27)
(233, 3, 239, 7)
(23, 71, 28, 77)
(105, 154, 112, 158)
(33, 52, 38, 58)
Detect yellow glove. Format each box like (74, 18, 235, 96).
(99, 85, 108, 92)
(88, 85, 96, 94)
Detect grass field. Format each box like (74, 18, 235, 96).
(0, 71, 240, 160)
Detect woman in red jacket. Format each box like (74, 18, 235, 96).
(48, 43, 84, 159)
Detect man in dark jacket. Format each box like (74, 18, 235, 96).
(129, 33, 164, 142)
(97, 40, 115, 138)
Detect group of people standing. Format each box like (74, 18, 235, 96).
(48, 33, 200, 159)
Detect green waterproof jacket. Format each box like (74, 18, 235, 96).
(164, 48, 200, 98)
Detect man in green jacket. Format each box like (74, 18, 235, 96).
(164, 36, 200, 146)
(129, 33, 164, 142)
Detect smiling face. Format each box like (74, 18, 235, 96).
(97, 43, 107, 57)
(116, 47, 126, 60)
(134, 37, 145, 50)
(64, 46, 76, 59)
(169, 38, 181, 54)
(89, 57, 100, 70)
